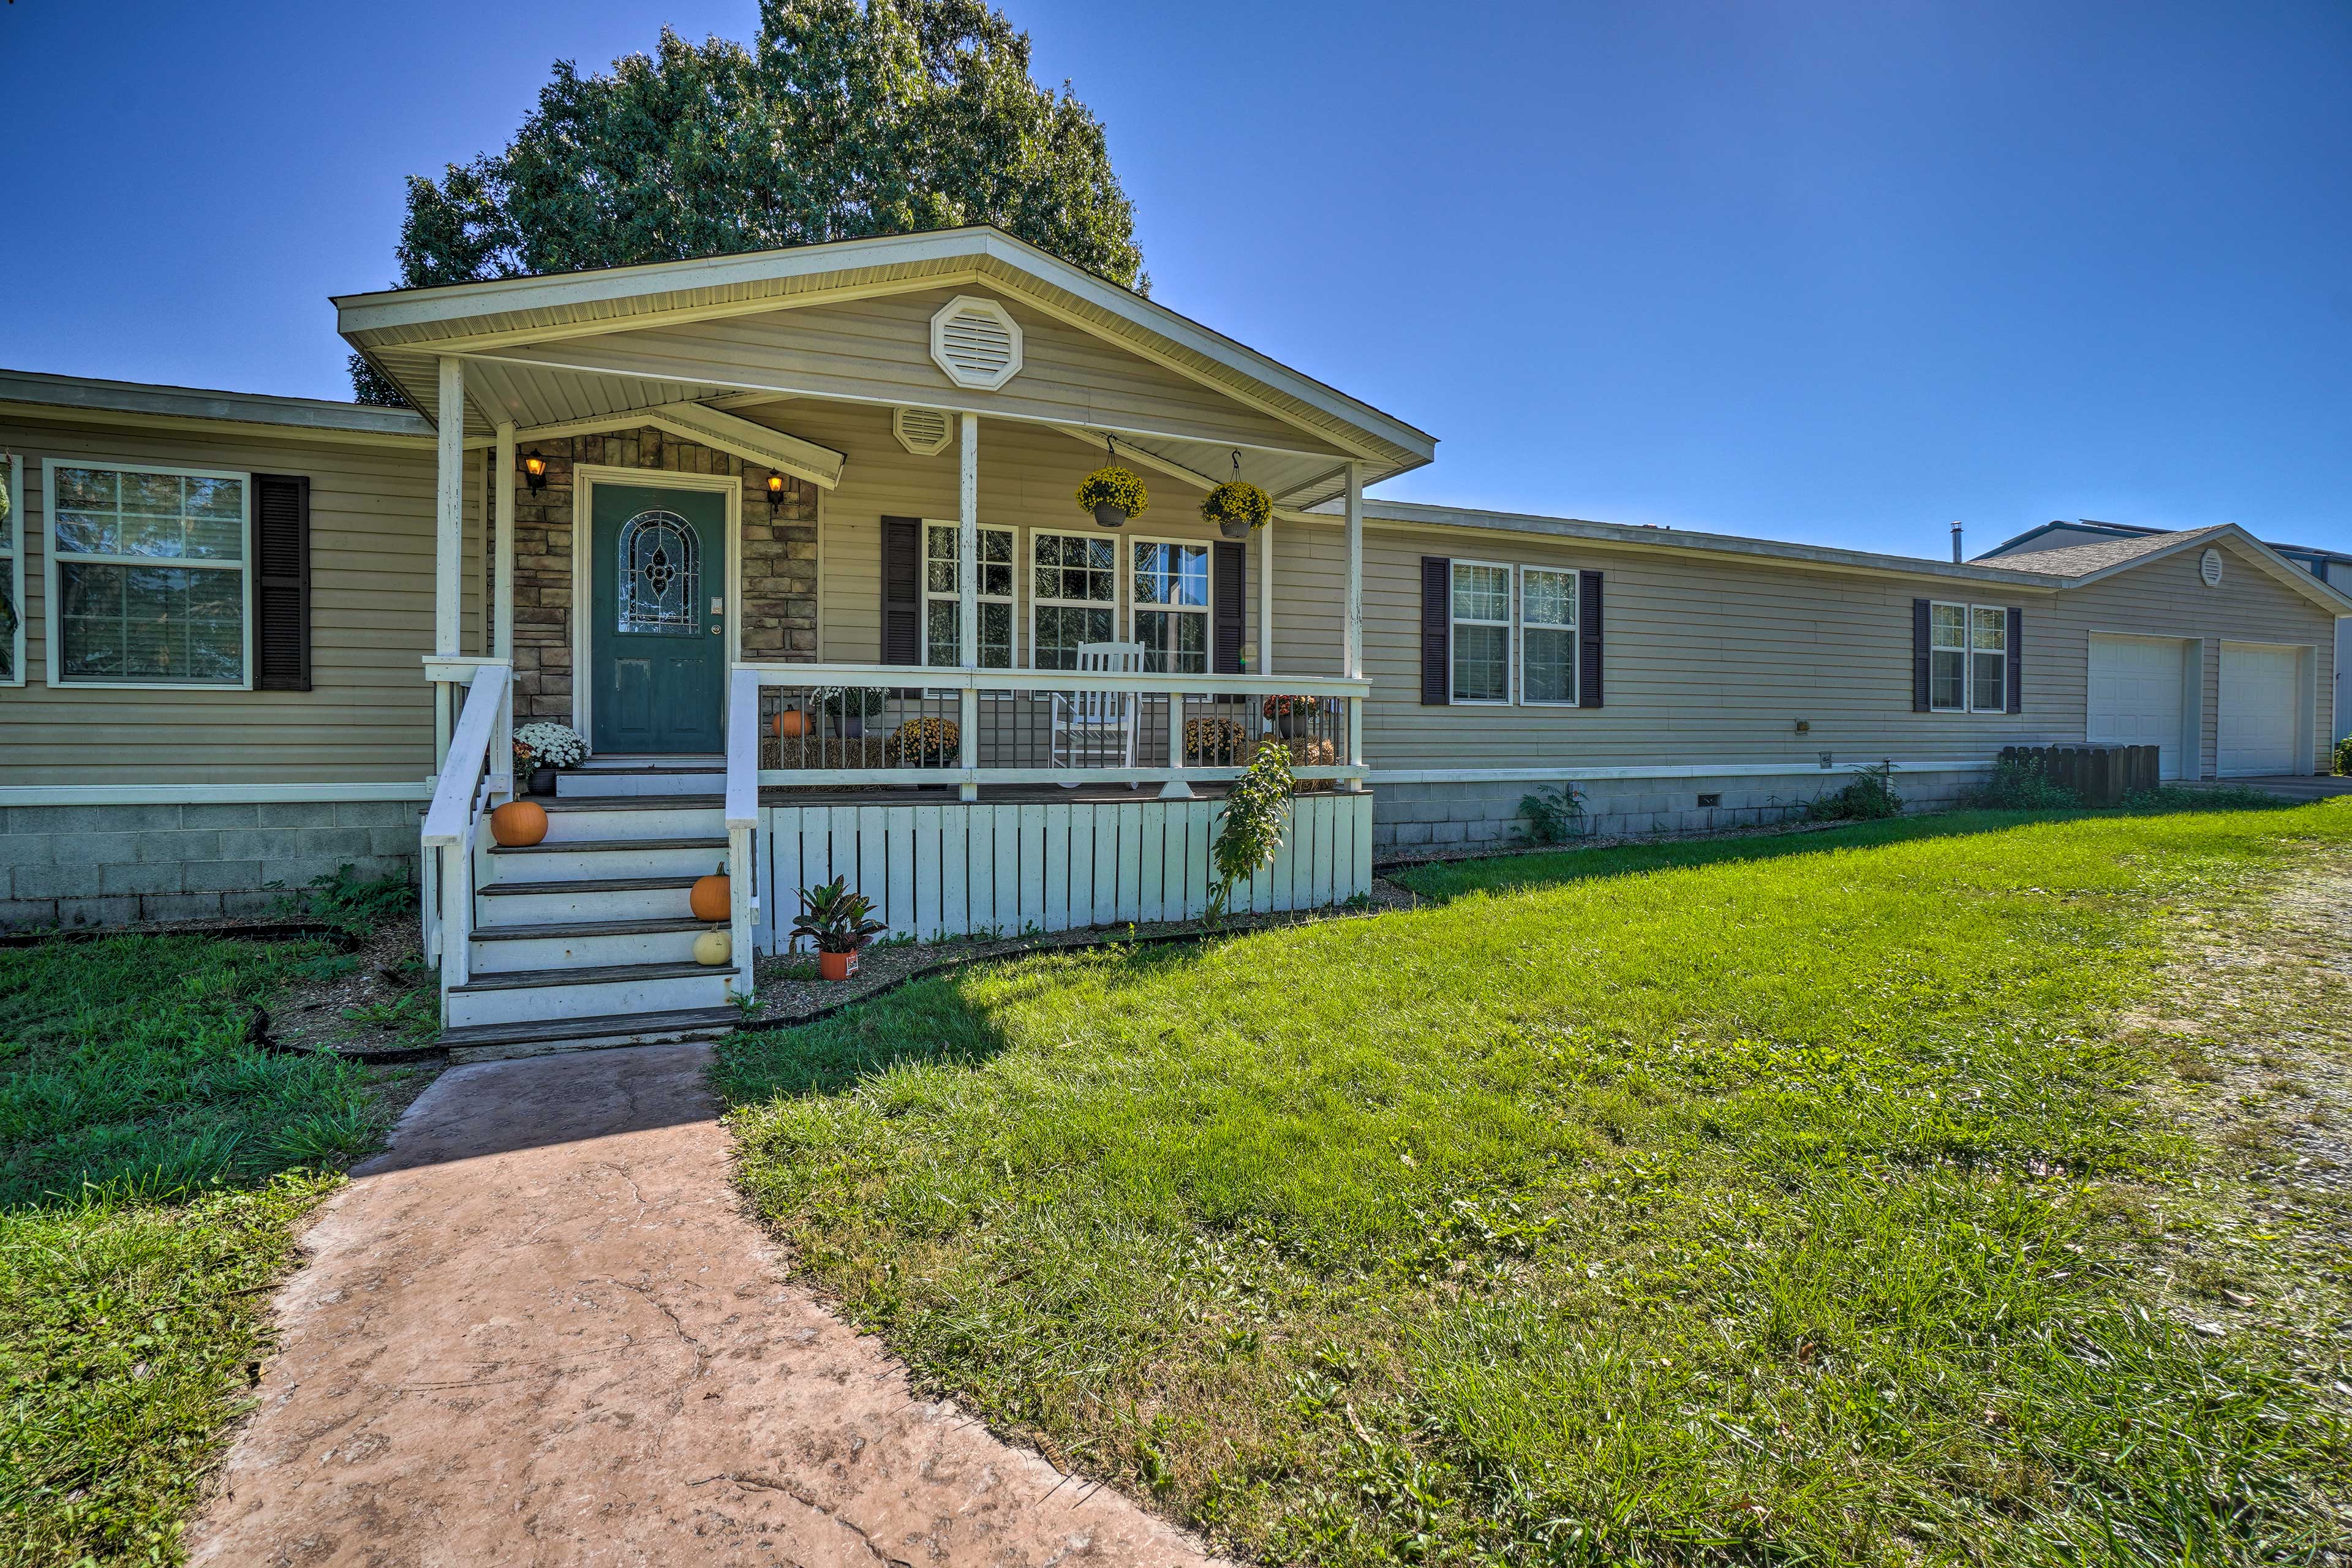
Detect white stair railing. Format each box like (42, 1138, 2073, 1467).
(725, 666, 761, 999)
(421, 663, 511, 1024)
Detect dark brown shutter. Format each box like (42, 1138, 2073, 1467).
(1912, 599, 1931, 712)
(1419, 557, 1450, 705)
(880, 516, 921, 666)
(1212, 539, 1245, 674)
(253, 473, 311, 692)
(1577, 570, 1604, 709)
(2006, 607, 2023, 714)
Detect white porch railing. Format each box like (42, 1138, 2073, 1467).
(734, 662, 1371, 791)
(421, 662, 510, 1022)
(725, 669, 762, 997)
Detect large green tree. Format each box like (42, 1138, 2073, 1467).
(351, 0, 1142, 405)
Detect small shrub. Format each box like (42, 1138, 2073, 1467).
(1206, 739, 1294, 925)
(1517, 783, 1587, 845)
(2334, 733, 2352, 777)
(1964, 757, 2083, 811)
(1804, 760, 1903, 822)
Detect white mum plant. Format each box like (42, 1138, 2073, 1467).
(514, 722, 589, 769)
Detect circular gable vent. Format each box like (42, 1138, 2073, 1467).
(894, 407, 953, 457)
(930, 295, 1023, 390)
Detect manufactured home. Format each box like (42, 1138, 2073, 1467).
(2, 227, 2343, 1047)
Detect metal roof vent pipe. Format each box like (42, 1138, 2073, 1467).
(1951, 520, 1964, 562)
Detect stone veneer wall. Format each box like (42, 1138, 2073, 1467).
(503, 429, 821, 722)
(1370, 766, 1994, 858)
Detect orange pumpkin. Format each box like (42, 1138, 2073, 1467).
(772, 708, 809, 739)
(489, 799, 548, 848)
(689, 872, 731, 922)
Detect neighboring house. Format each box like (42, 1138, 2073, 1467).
(2, 227, 2345, 1048)
(1978, 519, 2352, 744)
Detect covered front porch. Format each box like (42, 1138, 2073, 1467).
(344, 228, 1432, 1022)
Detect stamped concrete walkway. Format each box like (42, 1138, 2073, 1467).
(189, 1042, 1222, 1568)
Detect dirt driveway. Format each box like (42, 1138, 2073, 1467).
(188, 1042, 1221, 1567)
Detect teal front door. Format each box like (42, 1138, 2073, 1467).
(590, 484, 726, 755)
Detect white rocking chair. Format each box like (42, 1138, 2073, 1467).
(1049, 641, 1142, 780)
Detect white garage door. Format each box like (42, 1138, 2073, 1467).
(2218, 644, 2301, 777)
(2087, 635, 2188, 780)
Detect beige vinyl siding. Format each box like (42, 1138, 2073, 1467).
(0, 417, 479, 786)
(760, 404, 1258, 668)
(1313, 519, 2335, 777)
(494, 286, 1345, 458)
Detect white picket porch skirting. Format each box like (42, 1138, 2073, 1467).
(757, 791, 1375, 949)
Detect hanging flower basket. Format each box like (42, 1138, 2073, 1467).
(1076, 466, 1148, 529)
(1202, 480, 1272, 540)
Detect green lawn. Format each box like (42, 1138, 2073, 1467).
(719, 804, 2352, 1567)
(0, 934, 413, 1567)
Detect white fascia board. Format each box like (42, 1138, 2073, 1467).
(1329, 501, 2071, 591)
(0, 782, 431, 805)
(647, 402, 845, 490)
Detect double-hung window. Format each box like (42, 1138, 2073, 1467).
(921, 521, 1014, 667)
(1130, 539, 1208, 675)
(1520, 566, 1578, 704)
(1928, 601, 2008, 712)
(1030, 530, 1118, 670)
(1969, 606, 2007, 712)
(1, 454, 21, 685)
(46, 461, 250, 688)
(1450, 561, 1512, 703)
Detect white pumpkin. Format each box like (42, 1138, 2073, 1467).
(692, 930, 732, 967)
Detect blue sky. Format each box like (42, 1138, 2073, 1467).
(1, 1, 2345, 559)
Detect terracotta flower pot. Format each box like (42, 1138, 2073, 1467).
(818, 949, 858, 982)
(773, 709, 809, 739)
(689, 872, 730, 922)
(692, 929, 732, 967)
(489, 798, 548, 848)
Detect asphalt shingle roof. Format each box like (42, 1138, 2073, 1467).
(1984, 526, 2224, 578)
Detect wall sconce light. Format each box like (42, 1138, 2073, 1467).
(765, 472, 786, 517)
(521, 451, 549, 494)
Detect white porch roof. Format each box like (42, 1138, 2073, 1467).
(334, 226, 1436, 511)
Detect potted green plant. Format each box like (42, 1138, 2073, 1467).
(1076, 466, 1148, 529)
(513, 721, 589, 795)
(1201, 479, 1272, 540)
(791, 875, 888, 980)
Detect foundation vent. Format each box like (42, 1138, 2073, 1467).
(930, 296, 1023, 390)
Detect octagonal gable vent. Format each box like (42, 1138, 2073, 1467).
(894, 406, 954, 457)
(930, 295, 1023, 391)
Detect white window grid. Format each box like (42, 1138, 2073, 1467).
(1028, 528, 1121, 672)
(921, 520, 1016, 668)
(1129, 535, 1210, 676)
(1928, 600, 2008, 713)
(1449, 558, 1515, 705)
(42, 458, 254, 690)
(1518, 565, 1580, 706)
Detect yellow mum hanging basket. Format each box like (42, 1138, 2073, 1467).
(1076, 466, 1148, 527)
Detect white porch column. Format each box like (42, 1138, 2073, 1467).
(434, 357, 465, 659)
(492, 421, 517, 797)
(957, 413, 980, 802)
(1258, 517, 1274, 676)
(1343, 462, 1364, 679)
(432, 356, 466, 771)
